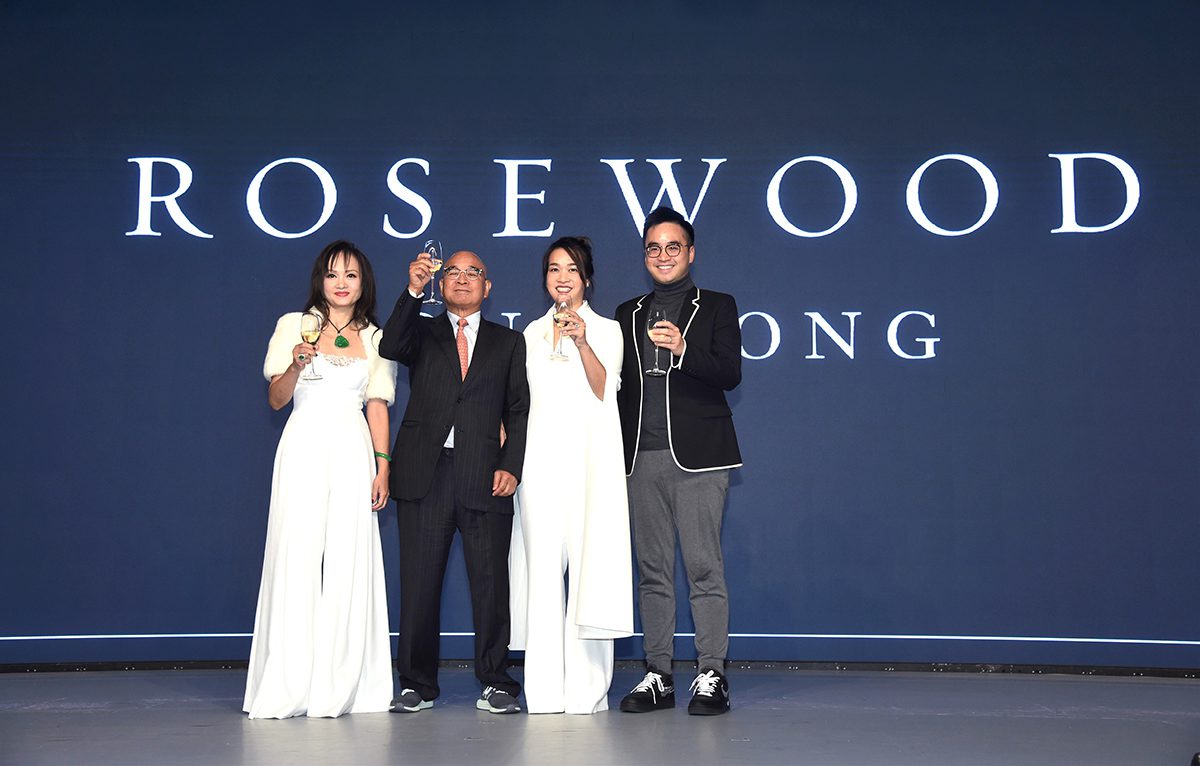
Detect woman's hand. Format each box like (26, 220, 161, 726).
(557, 308, 589, 348)
(371, 463, 390, 511)
(293, 342, 318, 370)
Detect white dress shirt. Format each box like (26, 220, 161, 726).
(443, 309, 480, 448)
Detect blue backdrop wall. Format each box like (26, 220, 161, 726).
(3, 0, 1198, 668)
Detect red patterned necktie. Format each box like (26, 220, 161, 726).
(456, 317, 469, 380)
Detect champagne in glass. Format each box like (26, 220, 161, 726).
(422, 239, 444, 305)
(550, 301, 570, 361)
(299, 312, 323, 381)
(645, 308, 667, 377)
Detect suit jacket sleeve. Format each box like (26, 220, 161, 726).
(674, 292, 742, 392)
(498, 332, 529, 480)
(379, 289, 422, 364)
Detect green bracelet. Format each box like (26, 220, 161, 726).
(374, 451, 391, 462)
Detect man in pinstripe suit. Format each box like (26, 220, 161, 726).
(380, 250, 529, 715)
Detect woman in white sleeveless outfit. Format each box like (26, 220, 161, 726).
(510, 237, 633, 714)
(244, 240, 398, 719)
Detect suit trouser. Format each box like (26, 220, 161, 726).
(396, 448, 520, 700)
(627, 449, 730, 674)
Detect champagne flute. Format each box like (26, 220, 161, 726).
(299, 312, 323, 381)
(550, 301, 571, 361)
(422, 239, 444, 305)
(645, 308, 667, 377)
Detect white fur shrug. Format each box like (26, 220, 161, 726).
(263, 312, 398, 405)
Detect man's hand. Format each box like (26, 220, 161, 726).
(492, 469, 517, 497)
(408, 253, 435, 295)
(649, 319, 687, 357)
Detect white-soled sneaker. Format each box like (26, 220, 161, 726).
(476, 686, 520, 714)
(390, 688, 432, 713)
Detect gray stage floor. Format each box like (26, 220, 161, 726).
(2, 665, 1198, 765)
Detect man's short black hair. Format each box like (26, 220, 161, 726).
(642, 206, 695, 246)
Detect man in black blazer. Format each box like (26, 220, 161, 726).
(615, 207, 742, 717)
(379, 250, 528, 715)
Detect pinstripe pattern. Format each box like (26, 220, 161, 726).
(379, 289, 529, 699)
(379, 290, 529, 514)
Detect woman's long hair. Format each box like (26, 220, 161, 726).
(304, 240, 379, 329)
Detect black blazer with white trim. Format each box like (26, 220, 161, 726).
(615, 286, 742, 474)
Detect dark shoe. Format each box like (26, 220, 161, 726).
(476, 686, 520, 714)
(687, 669, 730, 715)
(619, 668, 675, 712)
(390, 688, 432, 713)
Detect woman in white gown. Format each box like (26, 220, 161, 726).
(510, 236, 633, 714)
(244, 240, 398, 719)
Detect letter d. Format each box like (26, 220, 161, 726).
(1050, 153, 1140, 233)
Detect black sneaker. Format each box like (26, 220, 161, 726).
(390, 688, 432, 713)
(687, 669, 730, 715)
(476, 686, 520, 714)
(619, 668, 675, 712)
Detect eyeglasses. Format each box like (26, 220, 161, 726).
(644, 242, 688, 259)
(443, 266, 485, 281)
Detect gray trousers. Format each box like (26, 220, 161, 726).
(627, 449, 729, 673)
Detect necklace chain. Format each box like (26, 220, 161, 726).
(327, 315, 354, 349)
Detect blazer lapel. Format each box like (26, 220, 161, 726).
(630, 294, 649, 374)
(678, 286, 701, 337)
(431, 313, 462, 378)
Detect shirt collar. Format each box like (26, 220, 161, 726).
(446, 310, 481, 332)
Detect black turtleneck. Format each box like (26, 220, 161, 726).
(638, 275, 696, 452)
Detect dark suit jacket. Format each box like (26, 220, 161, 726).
(379, 290, 529, 513)
(615, 286, 743, 475)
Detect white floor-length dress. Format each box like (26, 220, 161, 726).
(510, 303, 633, 714)
(244, 314, 396, 719)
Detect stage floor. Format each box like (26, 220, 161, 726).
(2, 665, 1198, 765)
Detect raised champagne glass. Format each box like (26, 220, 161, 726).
(299, 312, 323, 381)
(645, 307, 667, 377)
(550, 301, 571, 361)
(422, 239, 444, 305)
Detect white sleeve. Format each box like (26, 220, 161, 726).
(593, 318, 624, 400)
(263, 313, 301, 381)
(365, 326, 399, 405)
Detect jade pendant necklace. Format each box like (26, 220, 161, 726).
(328, 317, 353, 348)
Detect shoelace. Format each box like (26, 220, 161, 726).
(690, 671, 720, 697)
(481, 685, 497, 699)
(632, 672, 668, 701)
